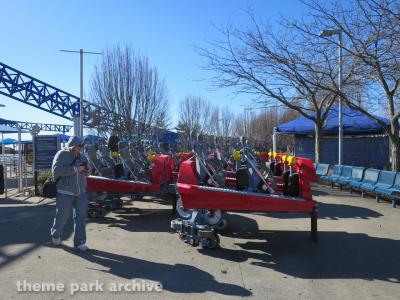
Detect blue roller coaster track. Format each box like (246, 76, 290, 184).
(0, 117, 72, 133)
(0, 62, 113, 128)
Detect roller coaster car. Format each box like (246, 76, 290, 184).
(85, 154, 176, 217)
(87, 154, 175, 194)
(171, 154, 318, 248)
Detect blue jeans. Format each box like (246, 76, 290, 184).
(50, 193, 89, 247)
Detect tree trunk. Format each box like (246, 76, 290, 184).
(390, 121, 400, 171)
(314, 122, 323, 163)
(391, 140, 400, 171)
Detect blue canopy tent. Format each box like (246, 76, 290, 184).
(276, 106, 391, 168)
(57, 133, 70, 143)
(277, 105, 390, 135)
(0, 138, 17, 145)
(83, 134, 100, 143)
(157, 131, 180, 144)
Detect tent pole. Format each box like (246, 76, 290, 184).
(18, 127, 23, 193)
(272, 127, 277, 153)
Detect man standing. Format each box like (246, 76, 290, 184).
(50, 136, 90, 252)
(108, 128, 120, 156)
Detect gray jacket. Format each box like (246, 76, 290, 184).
(52, 136, 88, 196)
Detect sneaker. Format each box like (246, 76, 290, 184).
(51, 236, 61, 246)
(75, 244, 89, 252)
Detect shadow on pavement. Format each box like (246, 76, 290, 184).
(1, 192, 398, 289)
(201, 214, 400, 283)
(0, 202, 72, 270)
(312, 189, 330, 196)
(252, 202, 383, 220)
(0, 197, 33, 205)
(316, 202, 383, 219)
(89, 207, 177, 234)
(63, 247, 251, 296)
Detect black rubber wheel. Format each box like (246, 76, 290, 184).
(87, 210, 98, 218)
(115, 198, 124, 208)
(204, 210, 224, 226)
(206, 233, 220, 249)
(104, 203, 113, 211)
(171, 194, 177, 214)
(214, 218, 229, 231)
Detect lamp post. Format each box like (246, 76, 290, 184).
(244, 107, 252, 140)
(60, 49, 102, 138)
(218, 118, 228, 149)
(319, 28, 343, 165)
(0, 104, 6, 198)
(17, 125, 23, 192)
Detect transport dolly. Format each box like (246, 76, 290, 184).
(171, 207, 318, 249)
(171, 210, 221, 249)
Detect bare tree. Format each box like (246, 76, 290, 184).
(197, 11, 340, 162)
(134, 56, 170, 143)
(176, 95, 215, 146)
(90, 45, 169, 143)
(220, 108, 235, 138)
(300, 0, 400, 170)
(233, 113, 246, 138)
(232, 106, 299, 150)
(207, 106, 220, 136)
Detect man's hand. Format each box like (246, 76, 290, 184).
(78, 165, 88, 173)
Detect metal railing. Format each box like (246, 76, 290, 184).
(1, 154, 34, 198)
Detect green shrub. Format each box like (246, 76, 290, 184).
(37, 171, 53, 186)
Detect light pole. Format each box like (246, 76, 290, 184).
(60, 49, 102, 137)
(244, 107, 252, 139)
(272, 126, 277, 153)
(218, 118, 228, 148)
(0, 104, 6, 198)
(319, 28, 343, 165)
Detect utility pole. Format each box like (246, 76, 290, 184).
(244, 107, 253, 145)
(244, 107, 251, 138)
(319, 28, 343, 165)
(60, 49, 102, 137)
(218, 118, 228, 149)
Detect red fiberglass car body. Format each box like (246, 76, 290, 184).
(86, 154, 175, 195)
(177, 154, 318, 213)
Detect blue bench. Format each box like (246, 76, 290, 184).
(375, 172, 400, 208)
(322, 165, 342, 182)
(359, 169, 381, 198)
(316, 163, 330, 178)
(348, 168, 380, 194)
(331, 165, 352, 189)
(315, 162, 398, 208)
(338, 166, 365, 191)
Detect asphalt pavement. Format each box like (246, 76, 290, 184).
(0, 184, 399, 299)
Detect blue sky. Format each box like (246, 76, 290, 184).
(0, 0, 305, 138)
